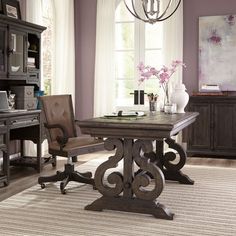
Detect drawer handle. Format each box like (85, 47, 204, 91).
(27, 103, 34, 109)
(29, 74, 37, 78)
(27, 91, 32, 96)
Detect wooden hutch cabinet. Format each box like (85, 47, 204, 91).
(0, 15, 55, 186)
(186, 94, 236, 158)
(0, 14, 45, 88)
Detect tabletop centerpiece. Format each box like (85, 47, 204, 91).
(137, 60, 186, 113)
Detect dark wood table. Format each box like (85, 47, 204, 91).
(78, 112, 199, 220)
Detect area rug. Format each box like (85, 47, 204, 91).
(0, 158, 236, 236)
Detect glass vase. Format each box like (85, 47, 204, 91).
(149, 100, 157, 112)
(163, 84, 176, 114)
(164, 86, 170, 106)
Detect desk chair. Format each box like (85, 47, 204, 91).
(38, 94, 104, 194)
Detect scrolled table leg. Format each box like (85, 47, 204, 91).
(132, 139, 164, 200)
(162, 138, 194, 185)
(132, 139, 174, 219)
(85, 138, 124, 211)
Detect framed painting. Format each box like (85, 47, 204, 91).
(2, 0, 21, 20)
(199, 15, 236, 91)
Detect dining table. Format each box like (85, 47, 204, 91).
(78, 111, 199, 220)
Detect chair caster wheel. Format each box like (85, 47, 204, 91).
(61, 189, 66, 194)
(60, 182, 67, 194)
(41, 183, 46, 189)
(52, 162, 56, 167)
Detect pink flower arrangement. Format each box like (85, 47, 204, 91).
(137, 60, 186, 85)
(137, 60, 186, 104)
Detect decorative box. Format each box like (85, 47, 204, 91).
(15, 98, 37, 110)
(10, 86, 34, 99)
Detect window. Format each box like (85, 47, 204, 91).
(115, 1, 164, 108)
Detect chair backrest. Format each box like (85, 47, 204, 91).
(40, 95, 77, 143)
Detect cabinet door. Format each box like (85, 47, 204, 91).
(188, 102, 212, 150)
(214, 103, 236, 151)
(0, 24, 7, 77)
(8, 28, 27, 77)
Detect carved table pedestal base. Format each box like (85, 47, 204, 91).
(85, 196, 174, 220)
(84, 138, 174, 220)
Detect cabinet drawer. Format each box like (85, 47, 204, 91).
(28, 71, 39, 80)
(16, 98, 37, 110)
(9, 114, 40, 129)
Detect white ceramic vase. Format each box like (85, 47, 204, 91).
(170, 83, 189, 113)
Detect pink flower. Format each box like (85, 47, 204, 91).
(159, 72, 169, 84)
(137, 62, 145, 72)
(137, 60, 186, 88)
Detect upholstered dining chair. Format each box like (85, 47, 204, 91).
(38, 94, 104, 194)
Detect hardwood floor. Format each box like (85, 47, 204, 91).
(0, 151, 105, 202)
(0, 150, 236, 202)
(187, 156, 236, 168)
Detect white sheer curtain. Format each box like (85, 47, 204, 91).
(162, 0, 184, 145)
(25, 0, 43, 25)
(53, 0, 75, 100)
(25, 0, 75, 155)
(162, 0, 183, 92)
(26, 0, 75, 98)
(94, 0, 116, 117)
(25, 0, 45, 156)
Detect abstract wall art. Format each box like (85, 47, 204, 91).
(199, 14, 236, 91)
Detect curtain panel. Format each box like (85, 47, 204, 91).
(25, 0, 75, 100)
(163, 0, 184, 92)
(24, 0, 75, 155)
(94, 0, 116, 117)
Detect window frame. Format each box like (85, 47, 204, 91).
(114, 1, 163, 110)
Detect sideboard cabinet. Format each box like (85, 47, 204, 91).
(187, 95, 236, 158)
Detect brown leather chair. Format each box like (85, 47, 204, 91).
(38, 94, 104, 194)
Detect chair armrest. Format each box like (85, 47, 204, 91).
(44, 123, 69, 149)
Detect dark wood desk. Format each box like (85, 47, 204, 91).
(78, 112, 199, 220)
(0, 110, 54, 187)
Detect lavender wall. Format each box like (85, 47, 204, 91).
(74, 0, 97, 120)
(74, 0, 236, 119)
(183, 0, 236, 94)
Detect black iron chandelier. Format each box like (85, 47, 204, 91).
(123, 0, 182, 24)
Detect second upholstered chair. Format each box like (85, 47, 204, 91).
(38, 94, 104, 194)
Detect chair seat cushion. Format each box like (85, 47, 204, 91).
(49, 136, 104, 157)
